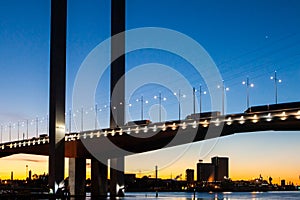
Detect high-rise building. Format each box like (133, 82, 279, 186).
(211, 156, 229, 181)
(197, 162, 215, 182)
(185, 169, 194, 183)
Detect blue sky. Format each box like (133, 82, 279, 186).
(0, 0, 300, 182)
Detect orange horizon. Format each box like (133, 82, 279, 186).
(0, 155, 299, 186)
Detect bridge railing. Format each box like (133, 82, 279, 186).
(1, 107, 299, 150)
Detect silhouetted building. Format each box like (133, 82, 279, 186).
(28, 170, 32, 181)
(281, 179, 286, 186)
(197, 162, 215, 182)
(185, 169, 194, 183)
(211, 156, 229, 181)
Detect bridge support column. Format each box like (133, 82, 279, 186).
(69, 158, 86, 196)
(110, 157, 125, 197)
(48, 0, 67, 193)
(109, 0, 125, 197)
(91, 157, 107, 197)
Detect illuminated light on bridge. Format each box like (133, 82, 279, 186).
(296, 110, 300, 119)
(252, 114, 258, 123)
(23, 141, 26, 146)
(266, 113, 272, 122)
(126, 128, 131, 134)
(18, 142, 22, 147)
(89, 132, 94, 138)
(111, 130, 115, 136)
(190, 121, 197, 128)
(9, 143, 13, 148)
(213, 118, 220, 126)
(83, 133, 87, 139)
(226, 117, 233, 125)
(143, 126, 148, 133)
(280, 111, 287, 120)
(96, 131, 101, 137)
(162, 124, 167, 131)
(27, 141, 31, 146)
(119, 129, 123, 135)
(14, 143, 17, 148)
(201, 120, 209, 127)
(171, 123, 177, 130)
(152, 125, 157, 132)
(1, 145, 4, 150)
(239, 116, 245, 124)
(33, 140, 36, 145)
(104, 130, 108, 137)
(181, 122, 187, 129)
(134, 127, 139, 134)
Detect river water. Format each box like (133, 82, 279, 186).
(84, 191, 300, 199)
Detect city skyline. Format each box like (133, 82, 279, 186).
(0, 0, 300, 185)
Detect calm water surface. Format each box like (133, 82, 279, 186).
(84, 191, 300, 200)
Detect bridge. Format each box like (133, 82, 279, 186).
(1, 0, 300, 198)
(1, 104, 300, 196)
(1, 106, 300, 156)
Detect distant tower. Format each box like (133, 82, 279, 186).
(197, 162, 215, 182)
(26, 165, 28, 179)
(185, 169, 194, 183)
(29, 170, 32, 181)
(211, 156, 229, 181)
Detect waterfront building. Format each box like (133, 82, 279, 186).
(185, 169, 194, 183)
(197, 162, 215, 182)
(211, 156, 229, 181)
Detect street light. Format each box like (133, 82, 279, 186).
(9, 123, 11, 142)
(17, 121, 20, 141)
(217, 81, 229, 115)
(136, 96, 149, 120)
(193, 85, 207, 117)
(174, 89, 186, 120)
(270, 71, 282, 104)
(154, 92, 167, 122)
(26, 119, 28, 139)
(242, 77, 254, 109)
(68, 109, 72, 133)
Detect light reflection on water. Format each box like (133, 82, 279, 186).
(83, 191, 300, 200)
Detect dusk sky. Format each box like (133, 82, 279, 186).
(0, 0, 300, 184)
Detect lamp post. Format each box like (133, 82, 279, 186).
(193, 88, 196, 115)
(218, 81, 229, 115)
(174, 90, 186, 120)
(154, 92, 167, 122)
(81, 107, 83, 132)
(193, 85, 207, 117)
(26, 119, 28, 139)
(9, 123, 11, 142)
(270, 71, 282, 104)
(136, 96, 148, 120)
(68, 109, 72, 133)
(242, 77, 254, 109)
(17, 121, 20, 141)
